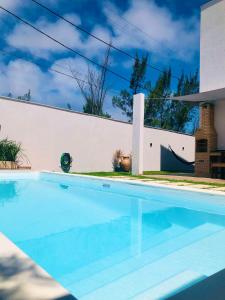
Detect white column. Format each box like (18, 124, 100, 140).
(132, 93, 144, 175)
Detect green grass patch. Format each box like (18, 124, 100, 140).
(73, 171, 175, 177)
(73, 171, 130, 177)
(73, 171, 225, 188)
(143, 171, 179, 175)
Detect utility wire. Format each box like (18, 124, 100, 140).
(0, 48, 125, 98)
(1, 48, 174, 100)
(0, 49, 88, 84)
(1, 48, 177, 101)
(1, 50, 177, 102)
(29, 0, 180, 80)
(0, 5, 130, 83)
(106, 8, 176, 56)
(0, 7, 174, 99)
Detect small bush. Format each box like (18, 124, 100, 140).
(0, 139, 22, 162)
(112, 149, 123, 171)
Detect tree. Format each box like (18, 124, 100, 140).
(145, 68, 172, 128)
(144, 70, 199, 133)
(112, 53, 148, 121)
(66, 103, 72, 110)
(71, 44, 111, 118)
(170, 70, 199, 133)
(17, 89, 31, 101)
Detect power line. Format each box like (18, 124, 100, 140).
(0, 48, 125, 98)
(107, 15, 175, 60)
(0, 7, 176, 99)
(0, 21, 85, 80)
(0, 49, 88, 84)
(0, 50, 177, 106)
(0, 47, 177, 101)
(29, 0, 180, 80)
(0, 5, 130, 83)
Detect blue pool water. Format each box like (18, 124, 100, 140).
(1, 172, 225, 299)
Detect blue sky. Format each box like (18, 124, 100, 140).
(0, 0, 209, 120)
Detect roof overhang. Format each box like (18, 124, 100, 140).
(171, 87, 225, 103)
(201, 0, 224, 11)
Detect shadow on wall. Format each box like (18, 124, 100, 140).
(0, 255, 77, 300)
(160, 145, 194, 173)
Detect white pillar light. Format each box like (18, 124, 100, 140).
(132, 93, 144, 175)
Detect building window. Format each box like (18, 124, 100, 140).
(196, 139, 208, 153)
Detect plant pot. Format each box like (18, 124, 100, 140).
(0, 161, 17, 169)
(120, 156, 131, 172)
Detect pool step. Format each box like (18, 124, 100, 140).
(132, 270, 206, 300)
(61, 224, 188, 286)
(70, 223, 223, 299)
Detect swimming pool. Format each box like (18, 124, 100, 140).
(1, 172, 225, 299)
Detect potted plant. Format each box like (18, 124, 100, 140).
(112, 149, 123, 172)
(120, 154, 132, 172)
(0, 139, 22, 169)
(112, 150, 132, 172)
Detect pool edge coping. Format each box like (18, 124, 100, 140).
(41, 171, 225, 197)
(1, 170, 225, 196)
(0, 232, 76, 300)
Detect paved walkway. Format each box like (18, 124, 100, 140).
(145, 174, 225, 184)
(108, 174, 225, 192)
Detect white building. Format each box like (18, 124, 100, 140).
(174, 0, 225, 178)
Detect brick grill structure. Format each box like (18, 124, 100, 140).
(195, 103, 217, 177)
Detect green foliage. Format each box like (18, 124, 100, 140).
(18, 89, 31, 101)
(145, 69, 199, 132)
(112, 90, 133, 121)
(83, 97, 111, 118)
(112, 149, 123, 172)
(130, 54, 148, 94)
(73, 44, 111, 118)
(67, 103, 72, 110)
(112, 53, 148, 121)
(112, 52, 199, 133)
(0, 139, 22, 162)
(172, 71, 199, 133)
(74, 172, 225, 188)
(145, 69, 172, 128)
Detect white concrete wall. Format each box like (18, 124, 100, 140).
(0, 97, 195, 172)
(200, 0, 225, 149)
(200, 0, 225, 92)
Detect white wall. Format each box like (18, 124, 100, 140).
(200, 0, 225, 149)
(0, 97, 195, 172)
(200, 0, 225, 92)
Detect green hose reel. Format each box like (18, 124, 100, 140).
(60, 153, 72, 173)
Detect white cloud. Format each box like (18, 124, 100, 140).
(0, 56, 124, 118)
(104, 0, 199, 62)
(0, 0, 21, 11)
(0, 0, 200, 119)
(7, 14, 83, 58)
(6, 5, 113, 61)
(5, 0, 199, 63)
(0, 58, 85, 110)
